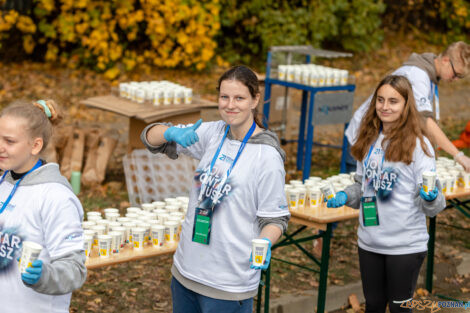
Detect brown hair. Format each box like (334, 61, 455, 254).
(0, 99, 63, 152)
(216, 65, 266, 129)
(442, 41, 470, 77)
(351, 75, 432, 165)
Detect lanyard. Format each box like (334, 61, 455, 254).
(0, 160, 43, 215)
(199, 121, 256, 202)
(433, 82, 440, 121)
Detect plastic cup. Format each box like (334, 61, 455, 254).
(141, 203, 154, 211)
(71, 171, 81, 195)
(251, 239, 269, 267)
(288, 188, 300, 210)
(98, 235, 112, 258)
(297, 186, 307, 209)
(460, 172, 470, 189)
(309, 188, 322, 208)
(166, 205, 180, 214)
(87, 211, 102, 220)
(96, 219, 110, 233)
(117, 217, 130, 224)
(164, 221, 179, 242)
(152, 201, 166, 210)
(90, 225, 106, 245)
(108, 231, 122, 255)
(126, 207, 141, 214)
(110, 226, 126, 247)
(151, 225, 165, 247)
(103, 208, 119, 215)
(122, 222, 136, 244)
(422, 171, 436, 193)
(19, 241, 43, 274)
(184, 88, 193, 105)
(289, 180, 303, 186)
(105, 212, 120, 222)
(83, 235, 93, 258)
(82, 221, 96, 230)
(320, 182, 336, 201)
(132, 227, 146, 250)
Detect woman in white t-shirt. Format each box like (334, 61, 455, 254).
(141, 65, 290, 313)
(327, 75, 446, 313)
(0, 100, 86, 313)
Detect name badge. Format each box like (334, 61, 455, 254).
(192, 207, 212, 245)
(361, 196, 379, 227)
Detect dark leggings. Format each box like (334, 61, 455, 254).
(358, 247, 426, 313)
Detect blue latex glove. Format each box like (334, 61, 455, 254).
(21, 259, 43, 285)
(327, 191, 348, 208)
(250, 238, 272, 270)
(420, 186, 438, 202)
(163, 119, 203, 148)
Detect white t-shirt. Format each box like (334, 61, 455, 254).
(356, 133, 436, 254)
(0, 173, 84, 313)
(173, 121, 289, 293)
(346, 66, 435, 144)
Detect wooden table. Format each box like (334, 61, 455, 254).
(426, 188, 470, 299)
(86, 242, 177, 270)
(257, 204, 359, 313)
(82, 94, 219, 152)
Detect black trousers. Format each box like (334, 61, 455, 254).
(358, 246, 426, 313)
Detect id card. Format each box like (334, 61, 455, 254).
(361, 196, 379, 227)
(192, 207, 213, 245)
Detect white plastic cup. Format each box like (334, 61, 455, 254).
(289, 180, 303, 186)
(460, 172, 470, 189)
(127, 207, 142, 214)
(105, 212, 120, 222)
(82, 221, 96, 230)
(297, 186, 307, 209)
(119, 83, 128, 98)
(184, 88, 193, 105)
(122, 222, 136, 244)
(96, 219, 110, 233)
(98, 235, 112, 258)
(251, 239, 269, 267)
(110, 226, 126, 247)
(309, 188, 322, 208)
(278, 65, 287, 80)
(19, 241, 43, 274)
(152, 201, 166, 210)
(132, 227, 146, 250)
(286, 66, 295, 82)
(87, 211, 102, 220)
(83, 235, 93, 258)
(163, 89, 174, 106)
(153, 89, 164, 106)
(151, 225, 165, 247)
(174, 88, 184, 105)
(320, 182, 336, 201)
(166, 205, 180, 214)
(136, 88, 145, 104)
(104, 208, 119, 215)
(164, 221, 179, 242)
(422, 171, 437, 193)
(141, 203, 154, 212)
(108, 231, 122, 255)
(288, 188, 300, 210)
(117, 217, 130, 224)
(90, 225, 106, 245)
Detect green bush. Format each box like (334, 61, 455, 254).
(217, 0, 386, 65)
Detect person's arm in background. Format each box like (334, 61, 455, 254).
(426, 117, 470, 171)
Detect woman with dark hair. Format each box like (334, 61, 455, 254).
(141, 65, 289, 313)
(327, 75, 446, 313)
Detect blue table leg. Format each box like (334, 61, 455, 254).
(297, 91, 309, 172)
(340, 123, 349, 173)
(302, 91, 316, 181)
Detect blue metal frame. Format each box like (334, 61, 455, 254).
(263, 51, 356, 180)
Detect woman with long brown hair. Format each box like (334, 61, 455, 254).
(327, 75, 446, 313)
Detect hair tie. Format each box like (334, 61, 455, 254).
(36, 100, 52, 118)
